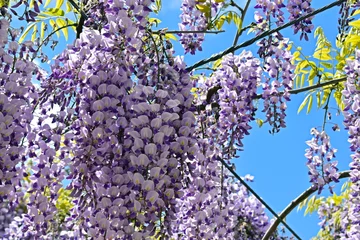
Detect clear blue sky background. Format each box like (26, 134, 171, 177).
(155, 1, 351, 239)
(20, 1, 352, 239)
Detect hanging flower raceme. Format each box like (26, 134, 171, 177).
(179, 0, 223, 54)
(0, 16, 40, 238)
(254, 0, 286, 33)
(259, 34, 294, 133)
(286, 0, 314, 40)
(305, 128, 339, 194)
(342, 49, 360, 238)
(205, 51, 261, 157)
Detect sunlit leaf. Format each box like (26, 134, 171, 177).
(307, 95, 313, 114)
(56, 18, 68, 40)
(19, 22, 37, 43)
(298, 94, 311, 114)
(165, 33, 177, 41)
(49, 19, 60, 38)
(42, 8, 65, 16)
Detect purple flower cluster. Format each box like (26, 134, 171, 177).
(179, 0, 223, 54)
(0, 17, 39, 236)
(342, 49, 360, 237)
(254, 0, 286, 33)
(286, 0, 314, 40)
(259, 35, 294, 133)
(207, 51, 261, 156)
(305, 128, 339, 194)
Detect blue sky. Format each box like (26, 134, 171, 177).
(16, 0, 351, 238)
(156, 1, 352, 239)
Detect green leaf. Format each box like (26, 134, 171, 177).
(307, 95, 313, 114)
(196, 4, 210, 14)
(66, 1, 73, 13)
(19, 22, 37, 43)
(293, 51, 301, 60)
(300, 73, 305, 87)
(148, 18, 161, 26)
(56, 18, 68, 40)
(165, 33, 177, 41)
(316, 91, 321, 108)
(349, 19, 360, 28)
(313, 48, 332, 61)
(298, 94, 311, 114)
(232, 13, 243, 30)
(0, 0, 9, 8)
(213, 58, 222, 69)
(56, 0, 64, 9)
(256, 119, 263, 128)
(49, 19, 60, 38)
(320, 62, 332, 69)
(40, 21, 45, 40)
(321, 89, 331, 106)
(44, 0, 52, 7)
(31, 24, 38, 43)
(42, 8, 65, 16)
(352, 9, 360, 16)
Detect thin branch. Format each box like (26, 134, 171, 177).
(262, 170, 351, 240)
(255, 76, 347, 99)
(152, 29, 225, 34)
(322, 89, 333, 131)
(32, 23, 78, 60)
(186, 0, 346, 72)
(218, 158, 302, 240)
(232, 0, 252, 46)
(67, 0, 88, 20)
(230, 0, 244, 14)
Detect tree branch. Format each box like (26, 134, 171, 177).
(232, 0, 252, 46)
(262, 170, 351, 240)
(218, 158, 301, 240)
(255, 76, 347, 99)
(186, 0, 346, 72)
(152, 29, 225, 34)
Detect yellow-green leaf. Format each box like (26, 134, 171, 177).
(321, 89, 331, 106)
(213, 58, 222, 69)
(300, 73, 305, 87)
(196, 4, 210, 14)
(40, 21, 45, 40)
(352, 9, 360, 16)
(298, 94, 311, 114)
(320, 62, 332, 69)
(307, 95, 313, 114)
(316, 91, 321, 108)
(256, 119, 263, 128)
(56, 18, 68, 40)
(0, 0, 10, 8)
(232, 13, 242, 30)
(349, 19, 360, 28)
(293, 51, 301, 60)
(42, 8, 65, 16)
(44, 0, 52, 7)
(66, 1, 73, 13)
(313, 49, 332, 61)
(165, 33, 177, 41)
(19, 22, 37, 43)
(55, 0, 64, 9)
(49, 19, 60, 38)
(31, 24, 38, 42)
